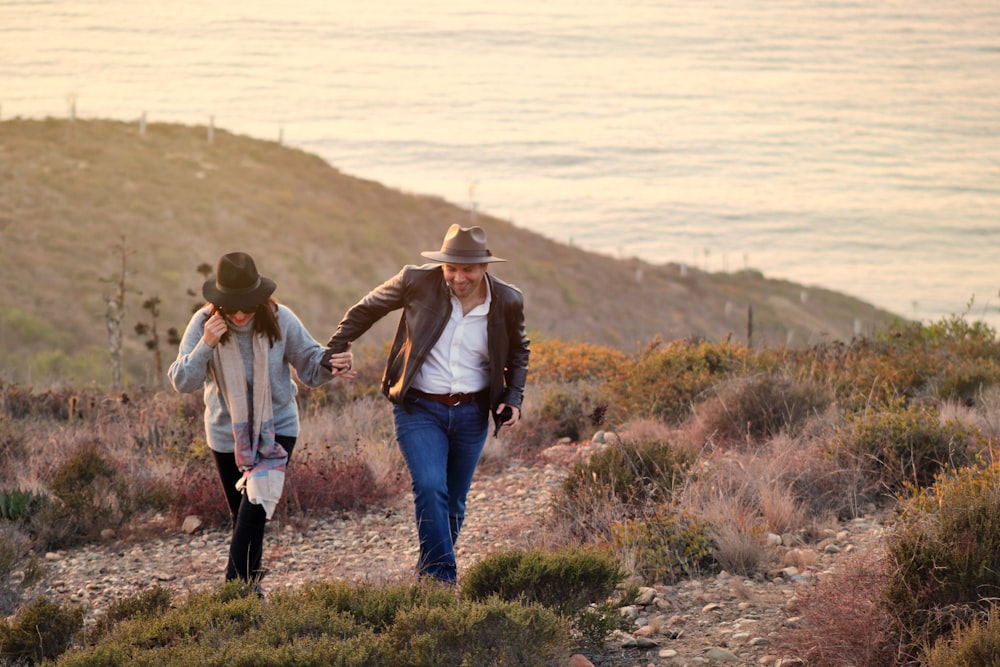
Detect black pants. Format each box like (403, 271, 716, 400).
(212, 435, 295, 583)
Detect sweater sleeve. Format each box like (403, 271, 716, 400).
(167, 307, 216, 393)
(280, 305, 335, 388)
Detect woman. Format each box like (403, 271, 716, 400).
(169, 251, 354, 587)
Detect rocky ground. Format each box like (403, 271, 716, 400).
(34, 443, 886, 667)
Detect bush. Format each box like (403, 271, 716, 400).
(691, 372, 832, 449)
(830, 401, 981, 495)
(0, 597, 84, 663)
(779, 550, 898, 667)
(283, 455, 384, 516)
(0, 488, 49, 522)
(606, 337, 752, 424)
(609, 506, 715, 584)
(33, 441, 133, 549)
(554, 437, 695, 540)
(89, 586, 173, 643)
(528, 339, 630, 384)
(882, 463, 1000, 663)
(168, 461, 232, 529)
(58, 579, 569, 667)
(923, 607, 1000, 667)
(0, 523, 46, 616)
(460, 546, 625, 617)
(388, 599, 569, 667)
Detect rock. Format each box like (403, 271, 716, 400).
(569, 655, 595, 667)
(702, 646, 740, 662)
(635, 586, 657, 605)
(182, 515, 203, 534)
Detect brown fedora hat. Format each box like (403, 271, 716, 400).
(202, 251, 277, 311)
(420, 224, 506, 264)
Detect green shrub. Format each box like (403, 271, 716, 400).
(0, 597, 84, 663)
(291, 579, 458, 633)
(89, 586, 173, 643)
(388, 599, 569, 667)
(609, 506, 716, 584)
(923, 607, 1000, 667)
(830, 401, 981, 495)
(460, 546, 625, 618)
(57, 579, 568, 667)
(0, 488, 49, 522)
(882, 463, 1000, 662)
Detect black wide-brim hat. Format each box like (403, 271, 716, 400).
(420, 224, 506, 264)
(202, 251, 277, 312)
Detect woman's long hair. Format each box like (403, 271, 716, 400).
(208, 298, 283, 347)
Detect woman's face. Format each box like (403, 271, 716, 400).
(223, 307, 256, 327)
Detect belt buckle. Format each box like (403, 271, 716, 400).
(449, 394, 461, 407)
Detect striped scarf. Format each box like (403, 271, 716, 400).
(214, 332, 286, 520)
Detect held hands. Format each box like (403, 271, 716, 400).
(323, 342, 357, 378)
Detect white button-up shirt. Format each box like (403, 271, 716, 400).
(412, 279, 491, 395)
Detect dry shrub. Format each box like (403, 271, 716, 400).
(881, 462, 1000, 662)
(779, 549, 899, 667)
(682, 440, 814, 540)
(689, 372, 832, 450)
(922, 607, 1000, 667)
(283, 456, 388, 515)
(528, 339, 630, 384)
(501, 381, 610, 459)
(692, 491, 773, 577)
(298, 395, 402, 485)
(770, 432, 882, 520)
(169, 461, 232, 528)
(32, 438, 134, 549)
(606, 337, 753, 424)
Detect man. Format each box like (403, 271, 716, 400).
(322, 224, 530, 583)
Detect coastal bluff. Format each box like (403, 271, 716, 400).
(0, 117, 898, 386)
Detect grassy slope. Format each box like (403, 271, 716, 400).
(0, 118, 899, 386)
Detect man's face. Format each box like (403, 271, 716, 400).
(442, 263, 487, 299)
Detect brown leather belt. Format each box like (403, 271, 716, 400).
(409, 388, 485, 407)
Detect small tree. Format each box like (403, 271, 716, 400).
(135, 296, 164, 387)
(101, 236, 132, 390)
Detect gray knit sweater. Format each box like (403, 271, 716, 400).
(168, 304, 333, 453)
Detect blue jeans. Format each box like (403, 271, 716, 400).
(393, 395, 490, 583)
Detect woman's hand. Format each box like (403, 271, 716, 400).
(202, 310, 228, 348)
(328, 342, 357, 378)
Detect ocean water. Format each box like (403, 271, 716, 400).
(3, 0, 1000, 328)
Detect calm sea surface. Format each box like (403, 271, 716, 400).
(3, 0, 1000, 328)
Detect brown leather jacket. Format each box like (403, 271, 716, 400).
(325, 264, 530, 415)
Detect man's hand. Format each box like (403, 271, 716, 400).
(323, 342, 356, 377)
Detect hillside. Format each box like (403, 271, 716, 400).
(0, 118, 899, 387)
